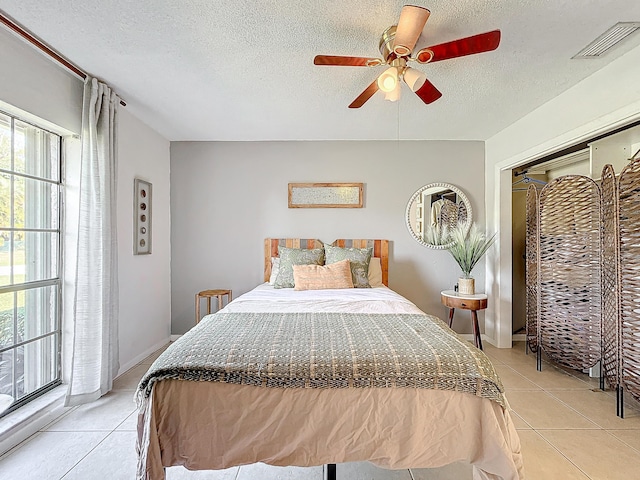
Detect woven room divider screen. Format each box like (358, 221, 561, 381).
(618, 158, 640, 405)
(537, 175, 602, 371)
(525, 185, 539, 353)
(600, 164, 620, 397)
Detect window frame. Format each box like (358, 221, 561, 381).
(0, 109, 63, 417)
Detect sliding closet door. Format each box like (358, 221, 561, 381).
(618, 158, 640, 402)
(525, 185, 539, 352)
(600, 164, 620, 391)
(538, 175, 601, 370)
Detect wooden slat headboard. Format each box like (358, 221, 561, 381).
(264, 238, 389, 286)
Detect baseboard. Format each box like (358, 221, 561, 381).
(459, 333, 526, 348)
(170, 334, 182, 342)
(459, 333, 495, 347)
(117, 337, 171, 376)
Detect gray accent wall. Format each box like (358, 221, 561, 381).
(170, 140, 485, 335)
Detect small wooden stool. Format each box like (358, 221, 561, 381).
(195, 289, 232, 324)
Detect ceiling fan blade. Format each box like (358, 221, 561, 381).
(411, 77, 442, 104)
(348, 79, 380, 108)
(393, 5, 430, 56)
(416, 30, 501, 63)
(314, 55, 382, 67)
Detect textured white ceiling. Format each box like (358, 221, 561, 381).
(1, 1, 640, 141)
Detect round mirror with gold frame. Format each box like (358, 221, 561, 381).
(405, 182, 473, 249)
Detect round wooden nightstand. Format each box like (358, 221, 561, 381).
(441, 290, 488, 350)
(195, 289, 232, 324)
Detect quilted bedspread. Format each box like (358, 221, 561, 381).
(136, 311, 505, 408)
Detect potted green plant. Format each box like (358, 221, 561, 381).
(447, 223, 496, 295)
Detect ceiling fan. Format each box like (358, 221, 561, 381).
(313, 5, 501, 108)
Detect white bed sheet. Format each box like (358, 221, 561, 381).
(220, 284, 424, 314)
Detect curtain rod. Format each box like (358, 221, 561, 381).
(0, 11, 126, 107)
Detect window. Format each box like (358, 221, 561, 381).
(0, 110, 62, 416)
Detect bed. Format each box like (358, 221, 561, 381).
(136, 238, 524, 480)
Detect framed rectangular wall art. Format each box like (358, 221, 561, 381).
(134, 178, 152, 254)
(288, 183, 363, 208)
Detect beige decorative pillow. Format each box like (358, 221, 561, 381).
(368, 257, 383, 287)
(293, 259, 354, 291)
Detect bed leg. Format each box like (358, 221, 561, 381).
(536, 347, 542, 371)
(324, 463, 336, 480)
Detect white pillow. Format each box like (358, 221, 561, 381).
(268, 257, 280, 285)
(368, 257, 383, 287)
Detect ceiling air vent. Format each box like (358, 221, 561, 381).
(573, 22, 640, 58)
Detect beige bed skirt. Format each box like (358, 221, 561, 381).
(137, 380, 524, 480)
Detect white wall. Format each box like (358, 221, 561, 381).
(117, 109, 171, 372)
(170, 140, 485, 336)
(485, 43, 640, 347)
(0, 27, 82, 134)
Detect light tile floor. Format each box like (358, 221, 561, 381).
(0, 342, 639, 479)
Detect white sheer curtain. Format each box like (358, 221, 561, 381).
(65, 77, 120, 406)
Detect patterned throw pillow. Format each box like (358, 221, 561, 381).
(274, 246, 325, 289)
(324, 244, 372, 288)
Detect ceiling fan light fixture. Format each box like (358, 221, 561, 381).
(402, 67, 427, 91)
(377, 66, 399, 92)
(384, 82, 402, 102)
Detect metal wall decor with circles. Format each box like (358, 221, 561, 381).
(134, 178, 152, 255)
